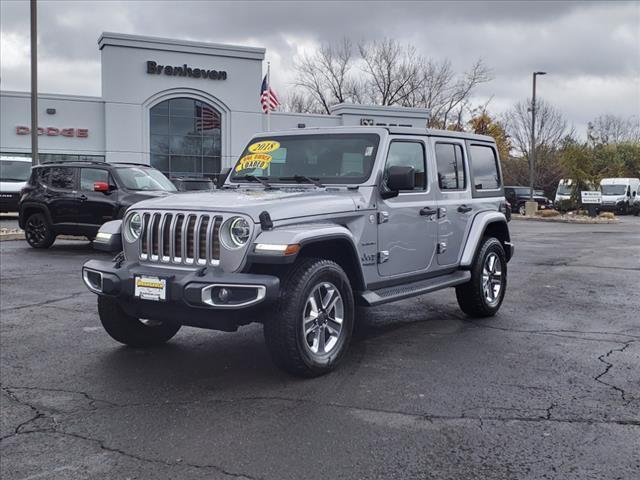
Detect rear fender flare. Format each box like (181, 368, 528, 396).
(460, 211, 512, 267)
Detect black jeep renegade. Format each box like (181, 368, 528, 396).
(19, 161, 176, 248)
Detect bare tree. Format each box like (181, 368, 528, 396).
(282, 90, 323, 114)
(504, 98, 572, 158)
(587, 114, 640, 145)
(293, 38, 357, 114)
(357, 38, 423, 106)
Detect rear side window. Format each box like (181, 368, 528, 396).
(80, 168, 109, 191)
(385, 141, 427, 190)
(48, 167, 75, 190)
(435, 143, 466, 190)
(470, 144, 501, 190)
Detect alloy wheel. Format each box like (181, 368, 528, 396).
(482, 252, 503, 307)
(302, 282, 344, 355)
(26, 216, 47, 245)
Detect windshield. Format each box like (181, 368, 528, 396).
(601, 184, 626, 196)
(0, 160, 31, 182)
(229, 133, 380, 184)
(557, 184, 572, 195)
(114, 167, 177, 192)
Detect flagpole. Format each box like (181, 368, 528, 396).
(266, 61, 271, 132)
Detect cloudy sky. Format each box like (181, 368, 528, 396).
(1, 0, 638, 136)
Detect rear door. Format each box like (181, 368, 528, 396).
(377, 137, 438, 277)
(78, 167, 118, 227)
(44, 166, 80, 225)
(431, 138, 472, 266)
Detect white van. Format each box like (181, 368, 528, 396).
(599, 178, 640, 214)
(555, 179, 573, 204)
(0, 156, 32, 213)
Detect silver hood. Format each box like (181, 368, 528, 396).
(130, 187, 359, 222)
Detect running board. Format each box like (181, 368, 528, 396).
(358, 271, 471, 306)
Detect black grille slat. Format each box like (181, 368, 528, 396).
(198, 216, 209, 262)
(186, 216, 197, 260)
(211, 217, 222, 260)
(162, 214, 172, 257)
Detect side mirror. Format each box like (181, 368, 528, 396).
(381, 166, 415, 199)
(94, 181, 109, 193)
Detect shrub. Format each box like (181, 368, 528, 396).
(541, 210, 561, 218)
(556, 199, 577, 213)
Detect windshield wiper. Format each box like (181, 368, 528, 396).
(279, 175, 324, 188)
(235, 174, 275, 189)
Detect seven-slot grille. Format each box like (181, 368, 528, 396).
(139, 212, 223, 265)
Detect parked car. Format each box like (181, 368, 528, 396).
(19, 161, 177, 248)
(504, 186, 553, 215)
(632, 193, 640, 216)
(171, 176, 215, 192)
(599, 178, 640, 214)
(1, 156, 32, 213)
(82, 126, 514, 377)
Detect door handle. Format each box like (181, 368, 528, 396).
(420, 207, 438, 216)
(457, 205, 473, 213)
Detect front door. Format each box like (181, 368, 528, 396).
(377, 138, 438, 277)
(78, 167, 119, 228)
(431, 138, 472, 266)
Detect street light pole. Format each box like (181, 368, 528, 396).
(529, 71, 546, 200)
(30, 0, 39, 165)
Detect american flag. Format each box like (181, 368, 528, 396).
(196, 104, 221, 131)
(260, 75, 280, 113)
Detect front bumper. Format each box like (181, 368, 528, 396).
(82, 259, 280, 331)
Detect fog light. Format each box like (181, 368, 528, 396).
(218, 287, 231, 303)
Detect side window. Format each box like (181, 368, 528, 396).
(470, 144, 501, 190)
(385, 141, 426, 190)
(48, 167, 75, 190)
(435, 143, 466, 190)
(80, 168, 110, 191)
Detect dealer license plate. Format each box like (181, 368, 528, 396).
(134, 276, 167, 302)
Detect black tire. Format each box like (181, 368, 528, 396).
(263, 258, 355, 377)
(24, 212, 55, 249)
(98, 296, 181, 347)
(456, 237, 507, 318)
(518, 204, 526, 216)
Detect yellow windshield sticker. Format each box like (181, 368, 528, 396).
(248, 140, 280, 154)
(235, 153, 273, 172)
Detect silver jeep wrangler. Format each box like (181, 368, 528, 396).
(82, 126, 513, 376)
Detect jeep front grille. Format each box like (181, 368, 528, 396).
(139, 212, 223, 265)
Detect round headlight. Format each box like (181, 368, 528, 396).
(227, 217, 250, 248)
(128, 212, 142, 241)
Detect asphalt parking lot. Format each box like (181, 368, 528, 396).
(1, 217, 639, 479)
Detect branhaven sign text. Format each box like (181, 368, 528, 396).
(146, 61, 227, 80)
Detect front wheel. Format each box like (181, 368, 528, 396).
(518, 204, 526, 216)
(263, 258, 354, 377)
(98, 296, 181, 347)
(456, 237, 507, 318)
(24, 212, 55, 248)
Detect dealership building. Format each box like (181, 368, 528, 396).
(0, 33, 430, 178)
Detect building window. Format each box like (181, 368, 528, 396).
(150, 97, 221, 179)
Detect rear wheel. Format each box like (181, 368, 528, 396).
(24, 213, 55, 248)
(98, 296, 181, 347)
(456, 237, 507, 318)
(518, 204, 526, 216)
(263, 258, 354, 377)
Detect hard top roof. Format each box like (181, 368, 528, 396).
(250, 125, 495, 143)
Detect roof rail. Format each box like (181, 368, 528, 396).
(40, 159, 108, 166)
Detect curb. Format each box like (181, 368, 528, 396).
(0, 231, 89, 242)
(511, 215, 619, 225)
